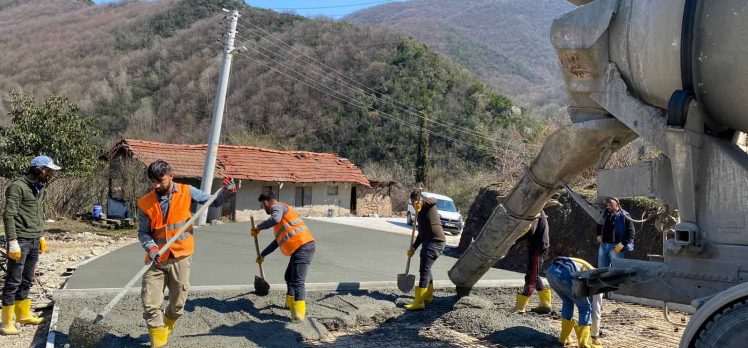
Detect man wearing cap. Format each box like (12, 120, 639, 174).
(514, 205, 554, 315)
(595, 197, 635, 270)
(1, 156, 61, 335)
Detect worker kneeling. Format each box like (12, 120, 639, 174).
(547, 257, 603, 348)
(405, 190, 446, 311)
(253, 193, 315, 321)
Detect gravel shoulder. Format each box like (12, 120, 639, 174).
(51, 287, 688, 348)
(0, 220, 136, 348)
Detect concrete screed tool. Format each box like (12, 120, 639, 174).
(397, 206, 418, 293)
(251, 216, 270, 296)
(67, 189, 221, 348)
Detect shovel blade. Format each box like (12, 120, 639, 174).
(397, 273, 416, 293)
(254, 275, 270, 296)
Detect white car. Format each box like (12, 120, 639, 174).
(407, 192, 463, 235)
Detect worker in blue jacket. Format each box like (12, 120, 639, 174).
(596, 197, 635, 269)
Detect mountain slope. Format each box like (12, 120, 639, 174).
(345, 0, 574, 112)
(0, 0, 536, 178)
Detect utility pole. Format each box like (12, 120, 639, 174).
(197, 9, 239, 226)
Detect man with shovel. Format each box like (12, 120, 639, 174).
(514, 200, 560, 315)
(1, 156, 60, 335)
(252, 192, 315, 321)
(404, 190, 446, 311)
(137, 160, 234, 347)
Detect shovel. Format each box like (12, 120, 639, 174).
(67, 189, 221, 348)
(397, 213, 418, 293)
(251, 216, 270, 296)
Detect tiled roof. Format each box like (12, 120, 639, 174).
(112, 139, 370, 186)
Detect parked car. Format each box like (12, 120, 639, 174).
(406, 192, 463, 235)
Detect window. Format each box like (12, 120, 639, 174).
(327, 186, 339, 196)
(436, 199, 458, 212)
(262, 185, 279, 197)
(295, 187, 312, 207)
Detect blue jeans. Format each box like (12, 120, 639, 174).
(598, 243, 623, 269)
(546, 259, 592, 325)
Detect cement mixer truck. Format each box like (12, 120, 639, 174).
(449, 0, 748, 347)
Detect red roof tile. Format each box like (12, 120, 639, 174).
(113, 139, 370, 187)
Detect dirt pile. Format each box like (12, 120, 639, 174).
(453, 186, 675, 271)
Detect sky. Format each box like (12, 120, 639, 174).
(93, 0, 407, 19)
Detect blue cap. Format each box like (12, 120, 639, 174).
(30, 156, 62, 170)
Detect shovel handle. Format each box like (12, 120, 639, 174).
(251, 217, 266, 279)
(98, 189, 222, 320)
(405, 213, 418, 274)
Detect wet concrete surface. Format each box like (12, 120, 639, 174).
(64, 220, 522, 289)
(53, 287, 563, 347)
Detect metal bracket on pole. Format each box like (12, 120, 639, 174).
(197, 9, 240, 226)
(563, 182, 604, 225)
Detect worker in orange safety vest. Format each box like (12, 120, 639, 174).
(252, 192, 315, 321)
(137, 160, 235, 348)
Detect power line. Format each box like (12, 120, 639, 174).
(235, 19, 493, 140)
(232, 42, 481, 149)
(263, 0, 400, 11)
(234, 20, 497, 142)
(232, 41, 494, 152)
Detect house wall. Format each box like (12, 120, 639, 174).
(234, 180, 354, 222)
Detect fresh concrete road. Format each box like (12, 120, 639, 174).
(64, 219, 521, 289)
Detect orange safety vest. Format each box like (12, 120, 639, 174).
(137, 183, 194, 262)
(273, 203, 314, 256)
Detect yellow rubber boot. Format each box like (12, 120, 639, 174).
(164, 315, 177, 335)
(424, 282, 434, 304)
(1, 305, 19, 335)
(14, 299, 44, 325)
(404, 287, 426, 311)
(576, 325, 602, 348)
(530, 289, 552, 314)
(292, 300, 306, 321)
(514, 293, 530, 313)
(559, 319, 576, 346)
(285, 295, 295, 309)
(149, 327, 168, 348)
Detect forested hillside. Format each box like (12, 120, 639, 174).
(0, 0, 544, 209)
(346, 0, 574, 115)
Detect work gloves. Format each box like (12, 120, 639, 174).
(256, 256, 264, 265)
(407, 248, 415, 257)
(614, 243, 624, 253)
(222, 176, 236, 193)
(39, 237, 47, 253)
(8, 239, 21, 261)
(148, 246, 164, 268)
(251, 227, 260, 237)
(413, 201, 422, 212)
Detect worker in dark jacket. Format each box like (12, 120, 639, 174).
(405, 191, 446, 311)
(596, 197, 635, 269)
(514, 207, 553, 314)
(2, 156, 60, 335)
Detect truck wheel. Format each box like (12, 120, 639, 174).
(407, 212, 413, 226)
(695, 300, 748, 348)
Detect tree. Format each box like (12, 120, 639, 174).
(0, 91, 102, 178)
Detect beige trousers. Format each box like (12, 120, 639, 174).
(141, 255, 192, 328)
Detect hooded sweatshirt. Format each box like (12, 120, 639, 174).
(412, 197, 446, 249)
